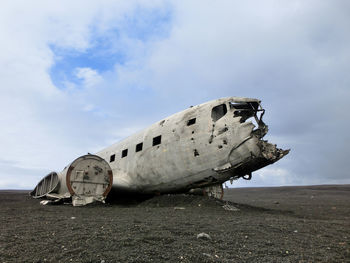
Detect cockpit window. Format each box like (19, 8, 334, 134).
(211, 104, 227, 122)
(229, 102, 257, 123)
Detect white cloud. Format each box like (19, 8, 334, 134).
(75, 67, 103, 88)
(0, 0, 171, 189)
(0, 0, 349, 189)
(141, 0, 350, 185)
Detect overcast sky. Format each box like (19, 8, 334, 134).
(1, 0, 349, 189)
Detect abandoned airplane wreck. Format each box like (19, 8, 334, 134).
(31, 97, 289, 206)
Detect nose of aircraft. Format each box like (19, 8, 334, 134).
(223, 138, 290, 181)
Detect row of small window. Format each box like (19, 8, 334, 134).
(109, 117, 197, 163)
(109, 135, 162, 162)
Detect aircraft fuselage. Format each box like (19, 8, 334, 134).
(96, 97, 288, 194)
(31, 97, 289, 205)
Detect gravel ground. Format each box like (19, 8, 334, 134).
(0, 185, 349, 263)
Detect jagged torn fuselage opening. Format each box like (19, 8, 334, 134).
(229, 101, 267, 138)
(214, 99, 289, 182)
(30, 155, 113, 206)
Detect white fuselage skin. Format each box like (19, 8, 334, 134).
(96, 97, 273, 194)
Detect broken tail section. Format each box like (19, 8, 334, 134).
(30, 154, 113, 206)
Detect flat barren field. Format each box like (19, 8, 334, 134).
(0, 185, 349, 263)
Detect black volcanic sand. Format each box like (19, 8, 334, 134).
(0, 186, 349, 263)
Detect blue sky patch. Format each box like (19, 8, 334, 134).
(49, 5, 173, 90)
(49, 42, 125, 89)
